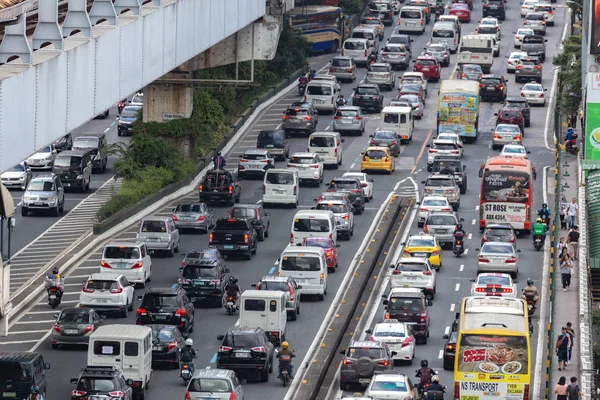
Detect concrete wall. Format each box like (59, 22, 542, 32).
(0, 0, 266, 172)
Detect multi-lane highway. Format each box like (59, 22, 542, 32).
(0, 1, 566, 399)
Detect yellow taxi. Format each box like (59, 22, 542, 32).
(360, 147, 395, 174)
(401, 233, 443, 270)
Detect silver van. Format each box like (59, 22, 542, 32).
(329, 56, 357, 82)
(342, 38, 370, 66)
(351, 26, 379, 53)
(397, 6, 425, 34)
(136, 216, 181, 256)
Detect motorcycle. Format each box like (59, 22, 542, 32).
(45, 278, 64, 309)
(117, 99, 127, 114)
(452, 232, 465, 257)
(533, 234, 544, 251)
(524, 291, 537, 315)
(279, 355, 292, 387)
(225, 296, 237, 315)
(298, 81, 307, 96)
(423, 388, 446, 400)
(415, 370, 439, 399)
(180, 361, 194, 384)
(565, 133, 578, 154)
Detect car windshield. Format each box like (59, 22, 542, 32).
(352, 31, 374, 40)
(188, 378, 231, 393)
(478, 275, 511, 285)
(344, 41, 365, 50)
(290, 156, 317, 164)
(432, 143, 456, 150)
(183, 266, 219, 278)
(400, 10, 421, 18)
(59, 310, 90, 324)
(423, 199, 448, 206)
(481, 243, 514, 254)
(9, 164, 25, 172)
(347, 348, 384, 359)
(365, 149, 388, 159)
(121, 108, 138, 118)
(303, 239, 331, 249)
(185, 250, 217, 260)
(258, 281, 289, 291)
(336, 109, 358, 118)
(400, 84, 421, 92)
(481, 78, 501, 85)
(463, 65, 481, 73)
(496, 125, 520, 133)
(307, 85, 332, 95)
(503, 147, 526, 154)
(0, 362, 32, 382)
(387, 297, 425, 311)
(399, 95, 419, 103)
(510, 53, 526, 60)
(427, 45, 447, 52)
(526, 13, 544, 20)
(517, 29, 534, 35)
(151, 326, 176, 341)
(398, 262, 427, 272)
(357, 86, 379, 95)
(54, 156, 82, 168)
(407, 238, 435, 247)
(426, 178, 454, 186)
(370, 381, 407, 391)
(242, 153, 267, 161)
(389, 35, 409, 44)
(369, 65, 390, 73)
(131, 94, 143, 103)
(281, 256, 321, 271)
(27, 180, 54, 191)
(500, 111, 521, 119)
(76, 378, 116, 392)
(478, 26, 496, 34)
(427, 215, 456, 225)
(332, 58, 351, 67)
(329, 181, 356, 189)
(86, 280, 118, 290)
(310, 136, 335, 147)
(175, 204, 203, 213)
(231, 208, 257, 218)
(222, 333, 260, 348)
(316, 203, 348, 213)
(384, 45, 405, 52)
(374, 131, 396, 140)
(432, 29, 453, 38)
(416, 59, 436, 66)
(486, 227, 513, 236)
(294, 218, 330, 232)
(523, 35, 544, 43)
(104, 246, 140, 259)
(374, 326, 406, 337)
(140, 220, 166, 233)
(141, 294, 180, 308)
(523, 84, 541, 91)
(73, 138, 98, 148)
(266, 172, 295, 184)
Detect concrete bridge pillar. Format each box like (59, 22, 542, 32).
(142, 73, 194, 123)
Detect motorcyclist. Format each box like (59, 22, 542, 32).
(336, 93, 346, 107)
(212, 152, 226, 169)
(308, 69, 316, 80)
(179, 338, 197, 375)
(277, 341, 296, 379)
(416, 359, 435, 391)
(299, 75, 308, 86)
(46, 267, 63, 298)
(565, 127, 575, 142)
(223, 276, 241, 308)
(532, 217, 547, 245)
(537, 203, 551, 223)
(521, 278, 540, 308)
(425, 375, 445, 394)
(453, 223, 466, 248)
(29, 385, 44, 400)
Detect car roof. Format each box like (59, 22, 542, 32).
(389, 287, 425, 297)
(422, 195, 449, 201)
(371, 373, 408, 382)
(486, 223, 514, 229)
(337, 106, 361, 111)
(349, 340, 385, 348)
(76, 132, 104, 138)
(432, 139, 457, 144)
(144, 287, 180, 295)
(243, 149, 270, 155)
(506, 97, 528, 102)
(357, 83, 379, 89)
(317, 199, 346, 205)
(31, 174, 56, 181)
(291, 152, 318, 158)
(260, 275, 291, 282)
(106, 241, 145, 247)
(89, 273, 123, 280)
(56, 149, 89, 157)
(426, 211, 456, 217)
(231, 203, 259, 209)
(481, 74, 502, 79)
(416, 55, 437, 61)
(408, 233, 436, 240)
(193, 369, 237, 379)
(481, 241, 515, 247)
(227, 326, 264, 334)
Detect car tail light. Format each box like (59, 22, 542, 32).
(420, 19, 423, 25)
(401, 337, 413, 348)
(420, 313, 427, 323)
(228, 185, 233, 194)
(450, 150, 460, 154)
(346, 68, 353, 73)
(218, 346, 233, 352)
(521, 92, 525, 97)
(482, 235, 488, 242)
(287, 163, 294, 168)
(331, 96, 334, 104)
(479, 256, 490, 262)
(72, 391, 86, 397)
(329, 67, 335, 73)
(403, 250, 410, 256)
(239, 159, 248, 163)
(282, 115, 289, 119)
(288, 284, 295, 301)
(82, 285, 94, 293)
(392, 269, 401, 275)
(446, 189, 455, 194)
(100, 260, 111, 269)
(290, 232, 294, 244)
(510, 236, 515, 242)
(110, 286, 123, 294)
(384, 156, 390, 162)
(523, 384, 530, 400)
(461, 73, 466, 78)
(505, 256, 517, 264)
(310, 164, 319, 169)
(498, 85, 504, 90)
(167, 341, 178, 350)
(341, 214, 349, 220)
(179, 278, 190, 284)
(198, 185, 203, 191)
(514, 134, 522, 140)
(377, 360, 389, 367)
(320, 272, 325, 284)
(429, 149, 437, 153)
(341, 49, 344, 56)
(475, 287, 486, 293)
(108, 392, 125, 398)
(229, 392, 237, 400)
(419, 207, 429, 212)
(244, 234, 249, 245)
(209, 232, 213, 244)
(364, 49, 368, 57)
(334, 148, 338, 156)
(446, 343, 456, 351)
(132, 261, 143, 269)
(441, 207, 451, 211)
(540, 93, 544, 98)
(334, 116, 341, 120)
(262, 184, 266, 195)
(493, 134, 501, 139)
(185, 392, 191, 400)
(423, 225, 429, 233)
(171, 214, 179, 221)
(137, 307, 147, 316)
(534, 65, 541, 69)
(252, 346, 267, 353)
(423, 270, 432, 275)
(503, 288, 513, 293)
(52, 324, 61, 333)
(176, 308, 187, 318)
(371, 140, 377, 145)
(303, 96, 307, 101)
(381, 52, 388, 57)
(391, 141, 397, 146)
(342, 358, 353, 365)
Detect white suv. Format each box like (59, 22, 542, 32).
(101, 242, 153, 288)
(286, 152, 324, 187)
(80, 273, 135, 318)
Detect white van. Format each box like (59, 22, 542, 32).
(263, 169, 299, 207)
(351, 26, 378, 52)
(305, 80, 338, 113)
(88, 325, 152, 398)
(431, 22, 458, 53)
(308, 131, 344, 168)
(380, 106, 414, 143)
(290, 209, 337, 245)
(277, 246, 328, 300)
(397, 6, 425, 34)
(101, 241, 152, 287)
(342, 38, 370, 66)
(238, 290, 288, 345)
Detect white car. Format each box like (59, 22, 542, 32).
(79, 273, 136, 317)
(418, 196, 452, 226)
(130, 92, 144, 107)
(520, 82, 547, 105)
(480, 16, 500, 28)
(101, 242, 153, 287)
(312, 74, 341, 93)
(365, 374, 419, 399)
(392, 0, 400, 13)
(521, 0, 539, 17)
(427, 139, 462, 169)
(366, 320, 416, 364)
(500, 144, 530, 158)
(27, 144, 56, 169)
(477, 23, 501, 40)
(390, 257, 437, 299)
(514, 28, 534, 47)
(470, 272, 518, 298)
(534, 3, 555, 25)
(287, 152, 324, 186)
(507, 51, 528, 73)
(437, 132, 464, 148)
(1, 162, 32, 190)
(342, 171, 374, 201)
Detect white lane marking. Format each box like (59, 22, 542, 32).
(455, 283, 460, 291)
(464, 249, 469, 255)
(0, 340, 41, 345)
(14, 319, 55, 325)
(450, 303, 455, 312)
(444, 326, 450, 335)
(475, 205, 479, 211)
(350, 163, 356, 169)
(325, 125, 331, 130)
(8, 329, 49, 335)
(438, 350, 444, 359)
(104, 127, 110, 133)
(467, 233, 472, 240)
(459, 264, 464, 272)
(471, 219, 476, 225)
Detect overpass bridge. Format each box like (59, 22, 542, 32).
(0, 0, 294, 171)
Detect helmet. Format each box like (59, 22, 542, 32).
(432, 375, 440, 383)
(421, 359, 429, 368)
(185, 338, 193, 347)
(281, 341, 289, 350)
(457, 223, 463, 230)
(527, 278, 534, 286)
(52, 267, 58, 275)
(229, 276, 237, 283)
(542, 203, 548, 208)
(31, 386, 40, 394)
(217, 151, 221, 156)
(536, 217, 542, 223)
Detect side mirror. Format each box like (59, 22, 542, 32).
(45, 362, 51, 370)
(70, 378, 78, 384)
(383, 299, 389, 305)
(336, 244, 341, 248)
(469, 278, 475, 282)
(478, 169, 483, 178)
(527, 151, 531, 154)
(265, 212, 271, 216)
(426, 144, 430, 147)
(130, 282, 136, 287)
(514, 280, 519, 284)
(545, 39, 548, 42)
(475, 248, 480, 251)
(494, 113, 498, 116)
(339, 350, 346, 355)
(116, 116, 120, 120)
(460, 218, 465, 222)
(137, 296, 143, 301)
(311, 206, 316, 210)
(400, 242, 406, 246)
(443, 334, 449, 339)
(217, 335, 225, 341)
(369, 134, 374, 138)
(427, 300, 433, 306)
(463, 165, 466, 171)
(370, 178, 375, 182)
(544, 88, 548, 91)
(341, 138, 346, 143)
(365, 329, 373, 334)
(517, 249, 522, 253)
(389, 264, 395, 268)
(82, 280, 87, 286)
(224, 268, 231, 273)
(54, 313, 59, 318)
(101, 315, 107, 319)
(391, 351, 398, 356)
(149, 250, 155, 256)
(421, 180, 426, 184)
(238, 154, 243, 158)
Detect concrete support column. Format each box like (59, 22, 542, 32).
(142, 73, 194, 123)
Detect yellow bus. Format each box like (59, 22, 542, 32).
(437, 79, 480, 143)
(288, 6, 344, 53)
(454, 297, 531, 400)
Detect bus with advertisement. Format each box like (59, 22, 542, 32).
(454, 297, 532, 400)
(478, 156, 536, 234)
(437, 79, 480, 142)
(288, 6, 345, 53)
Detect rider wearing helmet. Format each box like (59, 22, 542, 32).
(179, 338, 198, 374)
(565, 127, 575, 142)
(223, 276, 241, 308)
(538, 203, 551, 221)
(521, 278, 540, 308)
(426, 375, 445, 393)
(46, 267, 63, 298)
(30, 385, 44, 400)
(47, 267, 60, 280)
(532, 217, 547, 245)
(453, 223, 466, 246)
(416, 359, 435, 390)
(276, 341, 296, 379)
(212, 151, 226, 169)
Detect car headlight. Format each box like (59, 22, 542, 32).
(24, 196, 34, 201)
(19, 176, 25, 180)
(48, 196, 57, 202)
(76, 175, 83, 179)
(45, 155, 53, 160)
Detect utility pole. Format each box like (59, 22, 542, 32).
(0, 183, 15, 337)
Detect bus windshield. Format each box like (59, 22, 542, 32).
(482, 171, 530, 203)
(458, 334, 529, 375)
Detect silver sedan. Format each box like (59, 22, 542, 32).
(492, 124, 522, 150)
(333, 106, 365, 135)
(477, 241, 521, 278)
(396, 94, 424, 119)
(172, 202, 214, 232)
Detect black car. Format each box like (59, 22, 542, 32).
(482, 0, 505, 19)
(458, 64, 483, 81)
(178, 249, 230, 306)
(504, 97, 531, 127)
(72, 133, 108, 173)
(442, 329, 458, 370)
(256, 130, 290, 160)
(149, 325, 186, 368)
(53, 133, 73, 152)
(352, 84, 384, 113)
(228, 203, 271, 241)
(479, 74, 507, 102)
(136, 287, 195, 336)
(326, 177, 365, 214)
(370, 130, 401, 155)
(117, 106, 141, 136)
(216, 327, 275, 382)
(70, 366, 133, 400)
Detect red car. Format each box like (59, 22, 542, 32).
(449, 3, 471, 22)
(302, 237, 339, 272)
(412, 56, 441, 82)
(452, 0, 472, 11)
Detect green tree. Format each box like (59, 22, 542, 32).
(552, 35, 582, 116)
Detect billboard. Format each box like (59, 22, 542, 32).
(586, 74, 600, 160)
(593, 0, 600, 54)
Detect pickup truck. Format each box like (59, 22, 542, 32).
(198, 169, 242, 205)
(520, 35, 548, 62)
(209, 218, 258, 260)
(431, 157, 467, 194)
(458, 35, 494, 73)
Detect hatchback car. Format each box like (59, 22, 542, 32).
(424, 211, 463, 249)
(523, 12, 546, 35)
(101, 241, 153, 287)
(302, 236, 340, 272)
(353, 84, 384, 113)
(366, 62, 396, 91)
(504, 97, 531, 127)
(382, 288, 432, 343)
(380, 43, 411, 70)
(482, 223, 517, 245)
(256, 129, 290, 159)
(172, 202, 214, 232)
(80, 273, 135, 317)
(427, 139, 462, 171)
(507, 51, 528, 73)
(186, 369, 244, 400)
(500, 143, 530, 158)
(329, 56, 357, 82)
(136, 216, 180, 256)
(449, 3, 471, 22)
(333, 106, 365, 136)
(458, 64, 483, 81)
(339, 340, 395, 390)
(401, 233, 442, 269)
(342, 171, 375, 201)
(51, 308, 104, 348)
(70, 366, 133, 400)
(422, 43, 450, 67)
(237, 149, 275, 178)
(495, 107, 525, 132)
(281, 104, 318, 136)
(361, 147, 395, 174)
(521, 0, 539, 16)
(326, 177, 365, 214)
(479, 74, 507, 102)
(253, 275, 301, 319)
(412, 56, 440, 82)
(366, 320, 416, 365)
(483, 0, 506, 19)
(370, 130, 401, 157)
(21, 173, 65, 216)
(365, 374, 419, 399)
(418, 196, 452, 227)
(1, 162, 32, 190)
(477, 241, 521, 277)
(390, 257, 437, 298)
(216, 327, 275, 382)
(470, 272, 518, 297)
(314, 199, 355, 240)
(514, 27, 535, 48)
(492, 124, 522, 150)
(515, 57, 542, 83)
(520, 82, 547, 106)
(137, 287, 196, 335)
(149, 324, 185, 367)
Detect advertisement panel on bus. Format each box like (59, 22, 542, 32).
(481, 170, 529, 227)
(438, 92, 479, 138)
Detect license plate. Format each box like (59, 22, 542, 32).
(34, 201, 43, 205)
(182, 215, 195, 220)
(3, 393, 16, 398)
(359, 378, 371, 385)
(314, 99, 325, 104)
(147, 237, 159, 241)
(422, 67, 430, 71)
(49, 295, 56, 299)
(155, 315, 168, 320)
(65, 329, 78, 334)
(96, 299, 107, 303)
(414, 252, 427, 257)
(193, 280, 206, 286)
(407, 21, 415, 25)
(295, 278, 306, 283)
(388, 54, 398, 58)
(116, 263, 128, 269)
(487, 87, 495, 91)
(406, 276, 418, 280)
(436, 229, 446, 234)
(252, 165, 262, 168)
(341, 118, 353, 123)
(266, 144, 275, 148)
(535, 238, 541, 242)
(224, 245, 234, 250)
(235, 352, 250, 358)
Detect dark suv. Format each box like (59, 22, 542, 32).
(442, 320, 459, 370)
(52, 149, 92, 192)
(216, 327, 275, 382)
(326, 177, 365, 214)
(382, 288, 432, 344)
(136, 287, 195, 336)
(339, 340, 395, 390)
(479, 74, 507, 102)
(70, 366, 133, 400)
(352, 84, 384, 113)
(368, 1, 394, 25)
(256, 130, 289, 160)
(281, 102, 318, 137)
(72, 133, 108, 173)
(495, 107, 525, 133)
(504, 97, 531, 127)
(178, 249, 230, 306)
(483, 0, 505, 19)
(228, 203, 270, 241)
